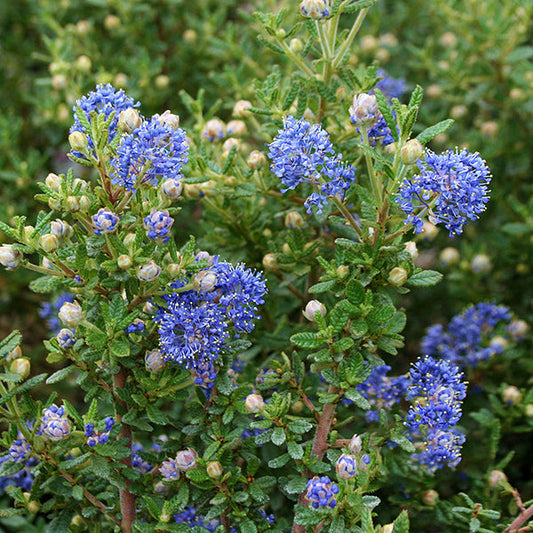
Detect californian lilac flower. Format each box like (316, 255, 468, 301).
(299, 0, 329, 19)
(93, 208, 120, 235)
(9, 437, 31, 463)
(132, 444, 152, 473)
(0, 455, 38, 493)
(349, 93, 380, 126)
(175, 448, 197, 472)
(373, 69, 407, 100)
(57, 328, 75, 348)
(85, 418, 115, 447)
(306, 476, 339, 509)
(336, 454, 357, 479)
(174, 507, 220, 532)
(396, 149, 491, 237)
(40, 293, 75, 335)
(124, 318, 145, 334)
(143, 210, 174, 243)
(111, 116, 189, 192)
(356, 365, 409, 422)
(145, 349, 166, 372)
(194, 360, 218, 397)
(260, 509, 275, 524)
(39, 404, 71, 441)
(160, 458, 180, 480)
(366, 115, 395, 146)
(421, 303, 512, 368)
(405, 356, 466, 470)
(70, 84, 140, 157)
(267, 116, 356, 214)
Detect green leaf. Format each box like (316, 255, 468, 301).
(268, 453, 290, 468)
(344, 388, 371, 409)
(0, 330, 22, 359)
(240, 518, 258, 533)
(390, 432, 415, 452)
(47, 509, 75, 533)
(374, 89, 399, 143)
(285, 476, 307, 494)
(288, 419, 313, 434)
(344, 353, 364, 385)
(0, 459, 23, 477)
(0, 220, 18, 240)
(405, 269, 443, 287)
(109, 338, 130, 358)
(416, 119, 454, 145)
(0, 373, 47, 407)
(46, 364, 76, 384)
(287, 441, 304, 460)
(392, 510, 410, 533)
(346, 279, 365, 305)
(29, 275, 62, 293)
(143, 496, 162, 520)
(271, 427, 286, 446)
(309, 280, 337, 293)
(290, 332, 324, 349)
(146, 404, 166, 425)
(330, 515, 346, 533)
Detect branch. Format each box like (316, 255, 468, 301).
(506, 503, 533, 533)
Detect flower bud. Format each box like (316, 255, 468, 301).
(489, 335, 508, 351)
(104, 14, 121, 31)
(383, 525, 394, 533)
(193, 270, 218, 292)
(8, 346, 22, 362)
(50, 219, 73, 240)
(400, 139, 424, 165)
(0, 245, 21, 270)
(118, 108, 142, 133)
(68, 131, 88, 152)
(48, 197, 61, 211)
(388, 267, 408, 287)
(233, 100, 252, 117)
(52, 74, 67, 90)
(336, 265, 349, 279)
(207, 461, 223, 479)
(471, 254, 492, 274)
(203, 118, 225, 142)
(39, 234, 60, 253)
(303, 300, 326, 322)
(247, 150, 267, 170)
(226, 120, 247, 137)
(360, 35, 378, 51)
(65, 196, 80, 212)
(160, 178, 183, 200)
(336, 454, 358, 479)
(488, 470, 507, 488)
(507, 319, 529, 341)
(155, 74, 170, 89)
(28, 501, 41, 514)
(426, 84, 442, 99)
(285, 211, 304, 229)
(525, 404, 533, 417)
(262, 253, 278, 271)
(137, 260, 161, 282)
(290, 38, 303, 53)
(75, 55, 92, 72)
(45, 172, 62, 192)
(440, 32, 457, 48)
(349, 93, 380, 126)
(245, 393, 265, 413)
(57, 328, 76, 349)
(123, 233, 136, 249)
(404, 241, 418, 259)
(299, 0, 330, 19)
(10, 358, 30, 379)
(157, 110, 180, 130)
(145, 349, 166, 373)
(183, 29, 197, 43)
(502, 386, 522, 405)
(117, 255, 133, 270)
(222, 137, 241, 156)
(59, 301, 84, 328)
(440, 247, 460, 267)
(175, 448, 198, 472)
(114, 73, 129, 87)
(481, 121, 498, 137)
(510, 88, 524, 101)
(76, 20, 91, 35)
(348, 434, 362, 455)
(422, 489, 439, 506)
(359, 454, 371, 470)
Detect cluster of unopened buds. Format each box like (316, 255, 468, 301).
(160, 448, 198, 480)
(38, 404, 71, 441)
(85, 417, 115, 447)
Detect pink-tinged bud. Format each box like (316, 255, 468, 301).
(193, 270, 218, 292)
(440, 32, 457, 48)
(440, 247, 460, 267)
(336, 454, 358, 479)
(203, 119, 226, 142)
(450, 105, 467, 119)
(245, 393, 265, 413)
(360, 35, 378, 51)
(117, 255, 133, 270)
(285, 211, 304, 229)
(349, 93, 380, 126)
(8, 346, 22, 362)
(145, 349, 166, 373)
(379, 33, 398, 47)
(160, 178, 183, 200)
(68, 131, 88, 152)
(10, 358, 31, 379)
(39, 234, 59, 253)
(400, 139, 424, 165)
(118, 108, 142, 133)
(303, 300, 326, 322)
(233, 100, 252, 117)
(58, 301, 84, 328)
(137, 260, 161, 282)
(488, 470, 507, 488)
(507, 319, 529, 341)
(502, 386, 522, 405)
(156, 110, 180, 130)
(0, 245, 21, 270)
(471, 254, 492, 274)
(348, 434, 362, 454)
(422, 489, 439, 506)
(226, 120, 247, 137)
(262, 253, 278, 271)
(45, 173, 62, 192)
(388, 267, 408, 287)
(481, 121, 498, 137)
(426, 84, 442, 99)
(207, 461, 223, 479)
(247, 150, 267, 170)
(175, 448, 198, 472)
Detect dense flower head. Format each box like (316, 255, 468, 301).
(143, 210, 174, 243)
(306, 476, 339, 508)
(174, 507, 221, 531)
(349, 93, 380, 126)
(356, 365, 410, 422)
(406, 356, 466, 470)
(9, 437, 31, 463)
(421, 303, 512, 368)
(366, 115, 396, 146)
(39, 404, 71, 441)
(267, 116, 356, 214)
(0, 455, 38, 492)
(70, 84, 140, 157)
(194, 360, 218, 397)
(93, 208, 120, 235)
(132, 444, 152, 473)
(336, 454, 358, 479)
(396, 149, 491, 237)
(111, 115, 189, 192)
(299, 0, 330, 19)
(373, 69, 407, 100)
(40, 293, 75, 334)
(85, 417, 115, 447)
(156, 258, 266, 371)
(56, 328, 76, 348)
(160, 458, 180, 480)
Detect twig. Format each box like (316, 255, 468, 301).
(505, 503, 533, 533)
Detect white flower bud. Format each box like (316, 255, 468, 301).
(303, 300, 326, 322)
(104, 15, 121, 30)
(58, 302, 84, 328)
(10, 358, 31, 379)
(203, 118, 226, 142)
(39, 234, 60, 253)
(50, 219, 73, 240)
(285, 211, 304, 229)
(117, 255, 133, 270)
(193, 270, 218, 292)
(226, 120, 246, 137)
(137, 260, 161, 282)
(245, 393, 265, 413)
(68, 131, 88, 152)
(348, 434, 362, 454)
(233, 100, 252, 117)
(502, 386, 522, 405)
(145, 349, 166, 372)
(400, 139, 424, 165)
(118, 108, 142, 133)
(488, 470, 507, 488)
(422, 489, 439, 506)
(222, 138, 241, 156)
(262, 253, 278, 271)
(404, 241, 418, 259)
(471, 254, 492, 274)
(507, 319, 529, 341)
(156, 110, 180, 130)
(207, 461, 223, 479)
(75, 55, 92, 72)
(290, 38, 303, 53)
(0, 245, 21, 270)
(175, 448, 198, 472)
(349, 93, 380, 126)
(160, 178, 183, 200)
(155, 74, 170, 89)
(440, 32, 457, 48)
(247, 150, 267, 170)
(45, 173, 62, 192)
(65, 196, 80, 212)
(440, 247, 460, 267)
(388, 267, 408, 287)
(183, 29, 197, 43)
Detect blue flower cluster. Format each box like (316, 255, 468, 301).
(124, 318, 145, 334)
(356, 365, 409, 422)
(111, 115, 189, 192)
(306, 476, 339, 508)
(132, 443, 152, 474)
(267, 116, 356, 214)
(396, 149, 491, 236)
(156, 258, 266, 373)
(421, 303, 512, 368)
(85, 417, 115, 447)
(374, 69, 407, 100)
(9, 436, 31, 463)
(56, 328, 76, 348)
(406, 356, 467, 470)
(38, 404, 71, 441)
(174, 507, 221, 531)
(92, 208, 120, 235)
(143, 210, 174, 243)
(0, 455, 37, 493)
(39, 292, 74, 334)
(70, 83, 140, 157)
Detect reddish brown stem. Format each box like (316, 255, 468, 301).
(292, 386, 341, 533)
(113, 367, 136, 533)
(506, 503, 533, 533)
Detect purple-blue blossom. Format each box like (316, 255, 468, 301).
(93, 208, 120, 235)
(396, 149, 491, 237)
(40, 293, 75, 335)
(144, 210, 174, 243)
(9, 437, 31, 463)
(306, 476, 339, 509)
